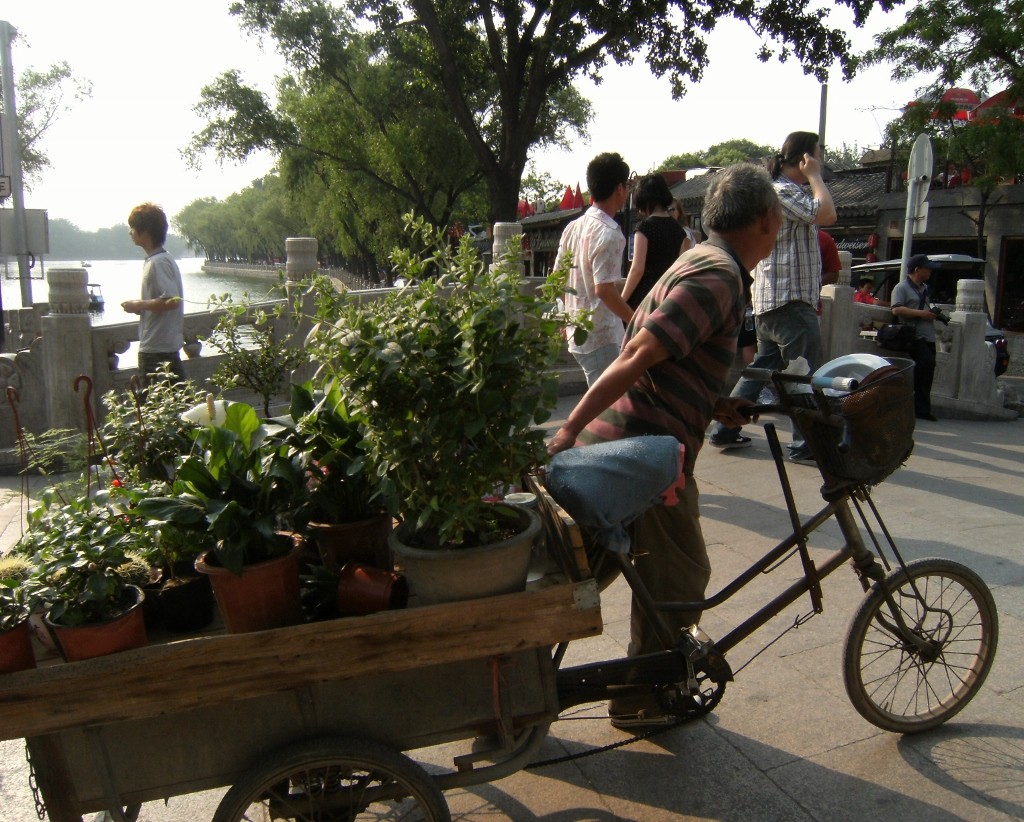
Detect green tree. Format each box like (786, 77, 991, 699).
(827, 142, 866, 169)
(224, 0, 878, 224)
(858, 0, 1024, 257)
(188, 20, 487, 279)
(886, 99, 1024, 257)
(520, 166, 564, 212)
(659, 139, 776, 171)
(658, 152, 708, 171)
(2, 60, 92, 187)
(857, 0, 1024, 101)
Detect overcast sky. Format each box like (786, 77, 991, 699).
(5, 2, 924, 232)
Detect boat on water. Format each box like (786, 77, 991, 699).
(87, 283, 104, 311)
(81, 261, 92, 268)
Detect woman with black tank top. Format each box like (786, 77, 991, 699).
(621, 174, 693, 311)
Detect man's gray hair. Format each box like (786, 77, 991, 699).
(701, 163, 779, 232)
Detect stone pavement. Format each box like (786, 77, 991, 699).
(1, 399, 1023, 821)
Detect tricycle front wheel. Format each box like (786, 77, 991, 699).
(213, 736, 450, 822)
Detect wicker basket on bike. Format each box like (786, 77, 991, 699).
(783, 360, 915, 489)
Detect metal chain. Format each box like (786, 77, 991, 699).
(24, 741, 48, 820)
(526, 715, 690, 769)
(526, 688, 720, 770)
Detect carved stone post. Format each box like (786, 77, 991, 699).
(286, 237, 319, 284)
(836, 251, 853, 287)
(285, 237, 319, 384)
(950, 279, 998, 404)
(41, 268, 94, 431)
(491, 222, 525, 276)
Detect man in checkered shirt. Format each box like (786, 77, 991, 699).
(708, 131, 836, 462)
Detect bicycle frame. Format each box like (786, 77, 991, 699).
(554, 417, 916, 714)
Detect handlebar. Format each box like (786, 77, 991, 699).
(741, 368, 859, 393)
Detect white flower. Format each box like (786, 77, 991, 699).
(182, 395, 232, 426)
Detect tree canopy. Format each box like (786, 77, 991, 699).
(659, 139, 778, 170)
(2, 60, 92, 188)
(196, 0, 890, 231)
(858, 0, 1024, 255)
(857, 0, 1024, 101)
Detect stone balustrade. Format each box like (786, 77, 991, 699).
(1, 240, 1016, 470)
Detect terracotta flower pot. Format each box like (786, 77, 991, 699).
(389, 504, 541, 605)
(336, 562, 408, 616)
(45, 586, 148, 663)
(195, 541, 303, 633)
(308, 514, 393, 571)
(0, 619, 36, 674)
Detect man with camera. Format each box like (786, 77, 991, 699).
(891, 254, 943, 421)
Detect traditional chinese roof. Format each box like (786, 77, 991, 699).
(669, 167, 887, 219)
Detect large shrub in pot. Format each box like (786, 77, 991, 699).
(308, 215, 582, 550)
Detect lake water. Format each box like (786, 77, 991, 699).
(1, 257, 285, 325)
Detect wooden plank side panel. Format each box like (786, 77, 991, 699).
(0, 579, 601, 742)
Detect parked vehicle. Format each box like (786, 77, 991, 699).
(850, 255, 1009, 376)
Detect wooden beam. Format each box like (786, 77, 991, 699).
(0, 579, 601, 741)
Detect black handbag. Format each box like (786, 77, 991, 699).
(876, 322, 916, 352)
(877, 285, 927, 352)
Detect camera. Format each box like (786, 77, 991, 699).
(930, 305, 951, 325)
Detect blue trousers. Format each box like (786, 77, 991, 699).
(709, 301, 823, 455)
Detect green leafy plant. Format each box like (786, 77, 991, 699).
(282, 381, 382, 528)
(0, 557, 32, 633)
(19, 488, 157, 626)
(137, 402, 303, 576)
(17, 427, 89, 505)
(0, 581, 30, 633)
(307, 214, 581, 550)
(206, 289, 307, 416)
(99, 370, 208, 483)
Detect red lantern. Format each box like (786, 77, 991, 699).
(866, 233, 878, 249)
(865, 251, 877, 263)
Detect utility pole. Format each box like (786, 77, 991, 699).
(818, 83, 828, 160)
(1, 19, 32, 306)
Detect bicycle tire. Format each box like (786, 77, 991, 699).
(842, 557, 998, 734)
(213, 736, 451, 822)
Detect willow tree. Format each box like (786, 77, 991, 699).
(188, 14, 493, 277)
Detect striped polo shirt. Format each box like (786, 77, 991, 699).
(579, 238, 746, 474)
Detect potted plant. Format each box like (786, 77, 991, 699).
(284, 381, 392, 570)
(138, 401, 307, 633)
(18, 490, 150, 662)
(147, 523, 217, 633)
(0, 559, 34, 674)
(206, 290, 308, 417)
(307, 216, 580, 604)
(103, 481, 216, 635)
(99, 370, 208, 483)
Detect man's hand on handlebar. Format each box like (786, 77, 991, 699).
(713, 397, 757, 428)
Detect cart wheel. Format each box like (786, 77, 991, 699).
(213, 736, 451, 822)
(843, 558, 998, 734)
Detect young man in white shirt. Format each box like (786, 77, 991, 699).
(122, 202, 186, 385)
(556, 153, 634, 386)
